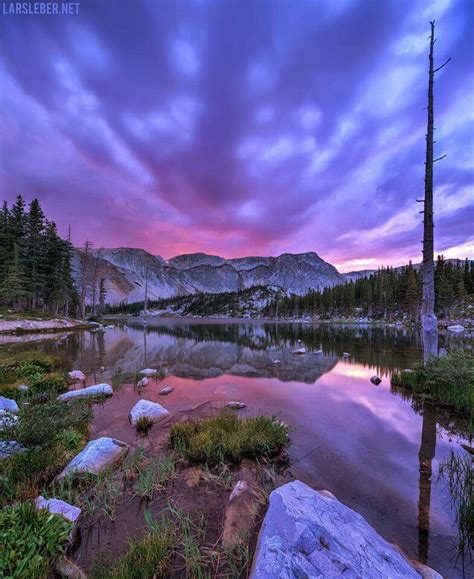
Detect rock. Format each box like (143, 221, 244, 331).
(251, 480, 441, 578)
(139, 368, 158, 376)
(55, 556, 87, 579)
(0, 410, 19, 429)
(272, 360, 281, 364)
(403, 368, 414, 373)
(342, 352, 351, 357)
(137, 377, 149, 388)
(313, 349, 323, 355)
(292, 348, 306, 355)
(0, 440, 26, 460)
(68, 370, 85, 382)
(106, 325, 115, 329)
(17, 384, 29, 391)
(129, 399, 170, 426)
(438, 348, 448, 357)
(0, 396, 19, 413)
(223, 480, 265, 551)
(57, 437, 128, 479)
(226, 401, 246, 409)
(447, 324, 464, 333)
(58, 383, 113, 402)
(159, 386, 174, 395)
(370, 376, 382, 385)
(35, 495, 81, 524)
(99, 366, 105, 372)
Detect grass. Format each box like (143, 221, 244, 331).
(133, 455, 176, 499)
(0, 354, 93, 506)
(170, 411, 289, 465)
(438, 451, 473, 555)
(135, 415, 154, 433)
(391, 350, 474, 416)
(0, 501, 72, 578)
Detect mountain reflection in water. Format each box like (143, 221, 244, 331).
(0, 320, 471, 578)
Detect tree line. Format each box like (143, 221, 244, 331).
(0, 196, 76, 314)
(262, 258, 474, 320)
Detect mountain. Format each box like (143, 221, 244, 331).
(73, 248, 343, 304)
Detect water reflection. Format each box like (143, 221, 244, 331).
(0, 320, 471, 577)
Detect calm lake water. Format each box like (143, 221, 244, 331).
(1, 319, 472, 577)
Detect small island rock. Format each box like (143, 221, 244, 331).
(129, 399, 170, 426)
(58, 383, 113, 402)
(226, 401, 246, 409)
(159, 386, 174, 395)
(370, 376, 382, 385)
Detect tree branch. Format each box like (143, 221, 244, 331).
(434, 57, 451, 73)
(433, 154, 447, 163)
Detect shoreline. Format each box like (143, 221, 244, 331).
(0, 318, 94, 335)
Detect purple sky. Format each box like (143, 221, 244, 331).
(0, 0, 473, 271)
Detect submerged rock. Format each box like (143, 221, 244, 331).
(68, 370, 86, 382)
(0, 396, 19, 413)
(159, 386, 174, 395)
(35, 495, 81, 524)
(370, 376, 382, 385)
(57, 437, 128, 479)
(0, 440, 26, 460)
(251, 480, 441, 578)
(139, 368, 157, 376)
(58, 383, 113, 401)
(129, 399, 170, 426)
(226, 401, 246, 409)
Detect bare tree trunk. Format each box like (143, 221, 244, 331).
(420, 21, 449, 363)
(143, 261, 149, 323)
(80, 241, 92, 320)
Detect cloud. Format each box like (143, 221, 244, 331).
(171, 39, 200, 76)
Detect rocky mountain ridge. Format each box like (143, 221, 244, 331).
(73, 248, 343, 304)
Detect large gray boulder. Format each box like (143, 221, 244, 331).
(57, 437, 128, 479)
(57, 383, 113, 402)
(251, 480, 441, 578)
(129, 399, 170, 426)
(0, 396, 19, 413)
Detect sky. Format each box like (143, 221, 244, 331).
(0, 0, 473, 272)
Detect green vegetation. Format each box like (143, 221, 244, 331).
(135, 415, 154, 433)
(0, 355, 92, 506)
(439, 451, 473, 554)
(262, 257, 474, 320)
(0, 502, 72, 578)
(391, 350, 474, 416)
(0, 196, 76, 314)
(133, 455, 176, 499)
(170, 412, 289, 465)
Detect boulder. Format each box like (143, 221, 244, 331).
(447, 324, 465, 333)
(139, 368, 157, 376)
(251, 480, 441, 579)
(0, 396, 19, 413)
(0, 410, 19, 429)
(159, 386, 174, 395)
(292, 348, 306, 355)
(58, 383, 113, 402)
(226, 401, 246, 409)
(68, 370, 85, 382)
(137, 377, 149, 388)
(35, 495, 81, 524)
(57, 437, 128, 479)
(129, 399, 170, 426)
(370, 376, 382, 385)
(0, 440, 26, 460)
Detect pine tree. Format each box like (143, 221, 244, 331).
(0, 243, 31, 310)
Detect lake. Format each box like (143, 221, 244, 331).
(1, 319, 472, 577)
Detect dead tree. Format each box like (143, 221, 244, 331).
(143, 261, 149, 323)
(420, 21, 450, 362)
(79, 240, 92, 320)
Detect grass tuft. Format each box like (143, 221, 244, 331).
(170, 411, 289, 465)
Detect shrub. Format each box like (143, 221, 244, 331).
(391, 351, 474, 415)
(135, 416, 154, 433)
(170, 412, 289, 465)
(0, 502, 72, 578)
